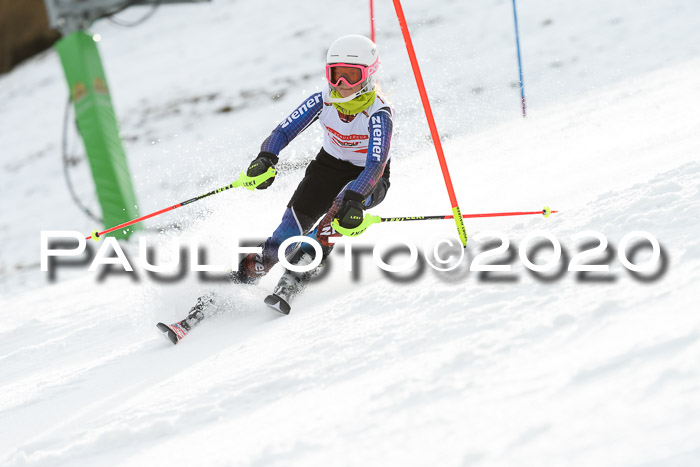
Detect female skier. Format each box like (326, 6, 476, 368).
(158, 35, 394, 343)
(234, 34, 393, 283)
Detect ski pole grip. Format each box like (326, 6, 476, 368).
(233, 167, 277, 191)
(331, 214, 382, 237)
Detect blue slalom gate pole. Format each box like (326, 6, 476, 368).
(511, 0, 527, 117)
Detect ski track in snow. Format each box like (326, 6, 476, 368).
(1, 0, 700, 465)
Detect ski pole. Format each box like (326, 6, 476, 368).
(85, 168, 276, 241)
(332, 206, 556, 238)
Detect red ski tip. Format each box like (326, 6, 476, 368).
(157, 322, 187, 345)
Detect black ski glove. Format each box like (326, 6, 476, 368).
(246, 152, 278, 189)
(365, 177, 390, 209)
(335, 190, 365, 229)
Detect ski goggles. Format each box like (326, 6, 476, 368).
(326, 58, 380, 87)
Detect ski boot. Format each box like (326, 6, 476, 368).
(264, 249, 325, 315)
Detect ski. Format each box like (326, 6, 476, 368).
(156, 294, 214, 345)
(156, 322, 188, 345)
(156, 250, 325, 345)
(155, 264, 260, 345)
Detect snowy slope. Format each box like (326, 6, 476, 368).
(1, 0, 700, 465)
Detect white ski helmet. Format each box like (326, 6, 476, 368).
(325, 35, 380, 103)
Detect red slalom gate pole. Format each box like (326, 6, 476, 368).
(369, 0, 376, 42)
(391, 0, 469, 247)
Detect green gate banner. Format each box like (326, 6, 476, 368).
(55, 31, 140, 239)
